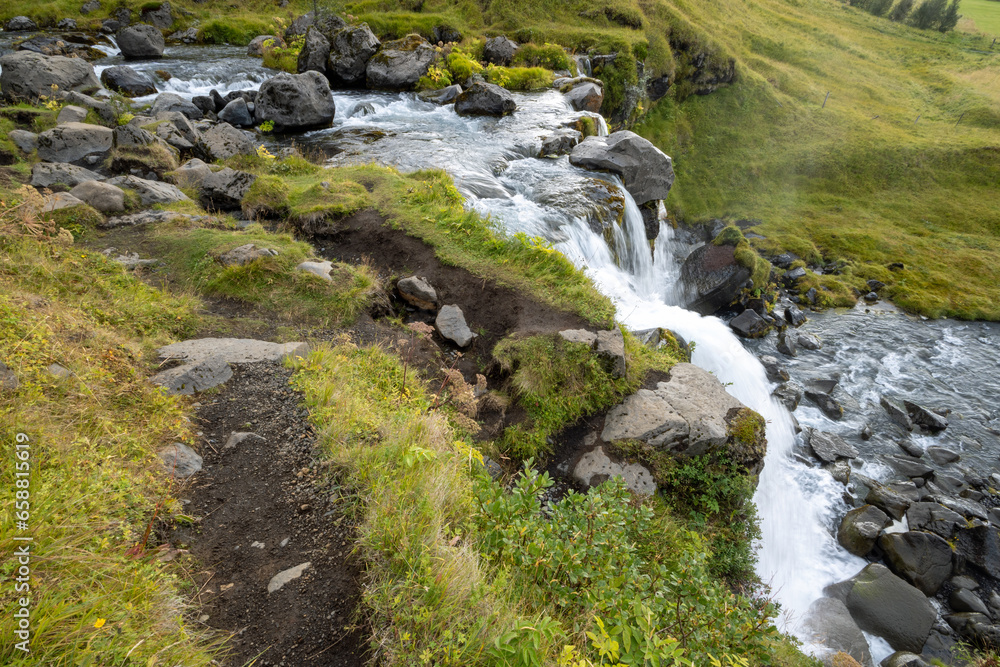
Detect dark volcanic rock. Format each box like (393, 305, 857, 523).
(841, 563, 936, 653)
(838, 505, 890, 556)
(254, 71, 335, 131)
(569, 131, 674, 207)
(878, 531, 953, 596)
(327, 24, 380, 86)
(117, 24, 165, 59)
(366, 34, 436, 90)
(680, 243, 749, 316)
(729, 309, 771, 338)
(454, 82, 517, 117)
(483, 35, 518, 66)
(100, 65, 157, 97)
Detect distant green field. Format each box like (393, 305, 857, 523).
(961, 0, 1000, 36)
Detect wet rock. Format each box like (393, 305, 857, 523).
(217, 244, 278, 267)
(801, 597, 873, 667)
(860, 424, 873, 440)
(100, 65, 157, 97)
(934, 495, 990, 521)
(571, 443, 655, 495)
(777, 332, 798, 357)
(904, 401, 948, 432)
(878, 531, 953, 595)
(366, 34, 437, 90)
(881, 654, 930, 667)
(680, 243, 750, 316)
(9, 129, 37, 154)
(569, 131, 674, 207)
(268, 562, 311, 593)
(397, 276, 437, 310)
(785, 304, 807, 326)
(483, 35, 518, 66)
(419, 84, 463, 104)
(954, 525, 1000, 580)
(37, 122, 113, 164)
(840, 563, 936, 653)
(559, 329, 598, 348)
(192, 95, 215, 115)
(884, 455, 934, 479)
(328, 23, 380, 86)
(69, 180, 125, 213)
(784, 266, 807, 284)
(729, 309, 770, 338)
(905, 503, 961, 541)
(297, 27, 330, 74)
(565, 81, 603, 113)
(541, 128, 582, 155)
(806, 389, 845, 420)
(198, 122, 256, 161)
(455, 82, 517, 117)
(1, 52, 101, 102)
(167, 27, 198, 44)
(199, 167, 257, 211)
(798, 332, 822, 350)
(436, 304, 475, 347)
(881, 396, 913, 431)
(140, 1, 174, 29)
(296, 260, 333, 281)
(247, 35, 284, 57)
(152, 354, 232, 395)
(30, 162, 103, 188)
(760, 355, 789, 382)
(950, 588, 990, 616)
(838, 505, 890, 556)
(101, 20, 121, 34)
(866, 481, 912, 520)
(158, 443, 203, 478)
(151, 92, 203, 120)
(772, 380, 803, 411)
(218, 97, 253, 127)
(107, 175, 190, 205)
(255, 71, 335, 131)
(808, 429, 859, 463)
(595, 329, 626, 378)
(117, 24, 165, 59)
(170, 158, 213, 188)
(926, 446, 960, 465)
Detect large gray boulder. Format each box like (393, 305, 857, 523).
(169, 158, 213, 189)
(107, 175, 190, 205)
(366, 34, 437, 90)
(878, 531, 953, 596)
(680, 243, 750, 315)
(837, 505, 890, 557)
(454, 82, 517, 117)
(906, 502, 965, 539)
(327, 23, 380, 86)
(30, 162, 103, 188)
(100, 65, 157, 97)
(140, 1, 173, 30)
(297, 27, 330, 74)
(483, 35, 517, 66)
(5, 16, 38, 31)
(601, 363, 749, 459)
(199, 167, 257, 211)
(150, 92, 203, 120)
(254, 71, 335, 131)
(117, 24, 165, 59)
(565, 81, 603, 113)
(217, 98, 253, 127)
(69, 181, 125, 213)
(569, 131, 674, 207)
(808, 429, 858, 463)
(37, 122, 113, 164)
(198, 122, 255, 161)
(0, 51, 100, 101)
(801, 597, 874, 667)
(839, 563, 936, 653)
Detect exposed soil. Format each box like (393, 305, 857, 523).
(168, 362, 367, 667)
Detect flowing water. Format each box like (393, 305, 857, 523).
(6, 39, 1000, 661)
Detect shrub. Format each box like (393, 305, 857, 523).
(417, 65, 454, 91)
(866, 0, 896, 16)
(910, 0, 949, 28)
(262, 36, 303, 73)
(890, 0, 917, 21)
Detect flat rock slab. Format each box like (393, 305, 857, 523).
(151, 354, 233, 395)
(158, 338, 310, 364)
(572, 443, 655, 495)
(268, 562, 312, 593)
(158, 443, 203, 478)
(297, 260, 333, 281)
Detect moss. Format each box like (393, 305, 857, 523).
(288, 180, 369, 230)
(484, 65, 553, 91)
(725, 407, 767, 472)
(511, 42, 572, 71)
(107, 145, 179, 178)
(445, 50, 483, 81)
(712, 224, 745, 247)
(241, 175, 291, 220)
(197, 18, 273, 46)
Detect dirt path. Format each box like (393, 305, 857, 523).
(169, 361, 366, 666)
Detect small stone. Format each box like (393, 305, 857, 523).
(905, 401, 948, 432)
(759, 355, 789, 382)
(797, 332, 822, 350)
(864, 291, 879, 303)
(56, 105, 88, 124)
(777, 332, 797, 357)
(435, 305, 475, 347)
(559, 329, 597, 348)
(280, 538, 290, 547)
(158, 443, 203, 478)
(0, 362, 19, 392)
(267, 562, 312, 593)
(595, 329, 626, 378)
(47, 363, 73, 379)
(224, 432, 262, 450)
(251, 541, 265, 549)
(217, 243, 278, 267)
(729, 309, 771, 338)
(397, 276, 437, 310)
(881, 396, 913, 431)
(867, 279, 886, 291)
(784, 304, 807, 326)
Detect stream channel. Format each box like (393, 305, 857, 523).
(8, 38, 1000, 663)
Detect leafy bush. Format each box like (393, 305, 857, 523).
(475, 468, 780, 665)
(417, 65, 454, 90)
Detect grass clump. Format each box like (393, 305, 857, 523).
(154, 225, 381, 326)
(241, 174, 291, 219)
(493, 329, 685, 459)
(0, 233, 213, 665)
(262, 36, 304, 73)
(42, 204, 105, 236)
(198, 17, 274, 45)
(483, 63, 554, 90)
(445, 50, 484, 81)
(107, 144, 180, 179)
(511, 42, 574, 70)
(713, 224, 773, 292)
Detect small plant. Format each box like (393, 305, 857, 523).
(259, 119, 275, 133)
(256, 144, 276, 160)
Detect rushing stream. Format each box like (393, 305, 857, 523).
(5, 39, 999, 662)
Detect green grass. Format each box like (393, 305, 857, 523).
(153, 224, 382, 326)
(960, 0, 1000, 36)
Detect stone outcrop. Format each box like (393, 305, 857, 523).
(255, 71, 336, 131)
(199, 167, 257, 211)
(100, 65, 158, 97)
(569, 132, 674, 207)
(327, 24, 380, 86)
(366, 34, 437, 90)
(837, 505, 889, 556)
(680, 243, 750, 315)
(565, 81, 603, 113)
(198, 122, 256, 161)
(878, 531, 953, 596)
(37, 122, 113, 164)
(0, 51, 101, 101)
